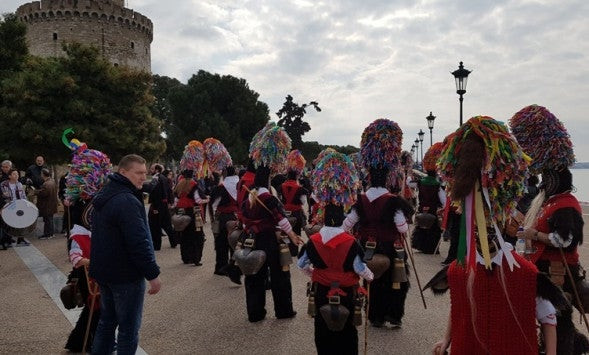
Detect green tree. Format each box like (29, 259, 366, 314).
(0, 13, 28, 80)
(300, 141, 359, 166)
(0, 43, 165, 166)
(276, 94, 321, 150)
(161, 70, 269, 164)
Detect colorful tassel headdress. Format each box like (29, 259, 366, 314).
(203, 137, 232, 174)
(311, 151, 360, 223)
(509, 104, 575, 174)
(348, 152, 367, 184)
(313, 147, 337, 166)
(360, 118, 403, 188)
(286, 150, 306, 175)
(248, 122, 292, 174)
(179, 140, 205, 177)
(62, 128, 112, 202)
(422, 142, 444, 172)
(438, 116, 529, 271)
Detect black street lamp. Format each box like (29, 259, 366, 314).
(426, 111, 436, 147)
(414, 139, 420, 165)
(452, 61, 471, 126)
(418, 129, 425, 162)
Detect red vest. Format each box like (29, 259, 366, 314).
(447, 254, 538, 355)
(71, 234, 91, 258)
(310, 232, 359, 288)
(176, 179, 197, 208)
(237, 172, 255, 221)
(532, 192, 581, 264)
(357, 194, 399, 244)
(242, 192, 280, 234)
(281, 180, 303, 212)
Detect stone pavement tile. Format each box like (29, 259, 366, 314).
(0, 243, 72, 354)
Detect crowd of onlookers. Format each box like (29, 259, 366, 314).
(0, 156, 60, 249)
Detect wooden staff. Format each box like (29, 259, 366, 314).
(558, 247, 589, 333)
(83, 265, 100, 352)
(364, 282, 371, 355)
(402, 233, 427, 309)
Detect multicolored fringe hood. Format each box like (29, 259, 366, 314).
(249, 122, 292, 174)
(179, 140, 205, 177)
(62, 129, 112, 202)
(286, 150, 306, 176)
(203, 137, 232, 174)
(509, 104, 575, 174)
(311, 151, 360, 223)
(438, 116, 529, 270)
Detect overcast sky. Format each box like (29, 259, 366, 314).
(3, 0, 589, 161)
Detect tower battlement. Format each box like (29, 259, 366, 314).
(16, 0, 153, 72)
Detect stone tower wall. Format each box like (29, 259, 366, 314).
(16, 0, 152, 72)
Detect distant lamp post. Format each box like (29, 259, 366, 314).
(426, 111, 436, 146)
(414, 139, 420, 166)
(418, 129, 425, 162)
(452, 61, 471, 126)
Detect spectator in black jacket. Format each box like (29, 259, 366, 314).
(89, 154, 161, 355)
(25, 155, 46, 189)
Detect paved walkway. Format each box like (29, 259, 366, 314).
(2, 211, 589, 354)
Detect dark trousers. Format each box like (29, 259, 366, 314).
(42, 214, 54, 237)
(179, 218, 204, 264)
(368, 246, 409, 323)
(148, 206, 162, 250)
(244, 233, 294, 321)
(149, 206, 176, 250)
(214, 212, 236, 272)
(65, 305, 100, 352)
(314, 283, 358, 355)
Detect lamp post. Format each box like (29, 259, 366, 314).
(418, 129, 425, 162)
(426, 111, 436, 146)
(414, 139, 420, 166)
(452, 61, 471, 126)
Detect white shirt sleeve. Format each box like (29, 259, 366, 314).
(438, 188, 447, 207)
(536, 297, 557, 325)
(193, 190, 206, 204)
(548, 232, 573, 248)
(69, 239, 83, 267)
(394, 210, 408, 234)
(343, 208, 359, 232)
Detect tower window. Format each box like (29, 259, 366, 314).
(53, 32, 58, 40)
(131, 41, 134, 49)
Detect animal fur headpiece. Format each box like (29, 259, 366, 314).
(438, 116, 530, 270)
(509, 104, 575, 175)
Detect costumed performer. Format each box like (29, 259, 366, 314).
(281, 150, 309, 255)
(297, 151, 373, 355)
(61, 129, 112, 353)
(429, 116, 560, 355)
(204, 138, 237, 276)
(342, 118, 414, 328)
(241, 122, 303, 322)
(175, 141, 208, 266)
(511, 105, 589, 354)
(412, 142, 446, 254)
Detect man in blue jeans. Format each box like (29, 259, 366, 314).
(90, 154, 161, 354)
